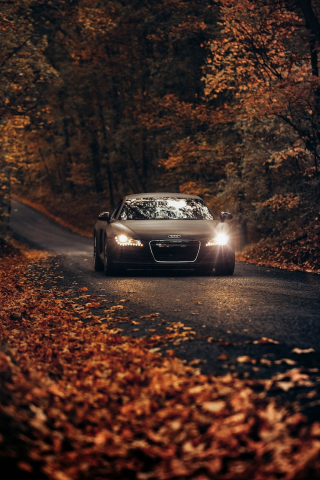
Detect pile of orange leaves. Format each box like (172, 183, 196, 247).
(236, 220, 320, 274)
(1, 251, 320, 480)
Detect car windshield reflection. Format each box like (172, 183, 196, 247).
(119, 198, 214, 220)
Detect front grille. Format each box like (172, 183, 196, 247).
(150, 240, 200, 262)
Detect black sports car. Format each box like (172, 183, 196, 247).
(93, 193, 235, 275)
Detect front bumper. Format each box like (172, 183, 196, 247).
(110, 240, 234, 270)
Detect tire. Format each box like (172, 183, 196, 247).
(215, 255, 235, 276)
(103, 238, 113, 276)
(93, 232, 104, 271)
(103, 237, 125, 276)
(104, 258, 115, 276)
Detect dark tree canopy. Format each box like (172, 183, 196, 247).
(1, 0, 320, 249)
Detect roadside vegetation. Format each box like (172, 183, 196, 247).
(1, 2, 320, 476)
(1, 240, 320, 480)
(1, 0, 320, 272)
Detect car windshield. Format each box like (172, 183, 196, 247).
(119, 197, 214, 220)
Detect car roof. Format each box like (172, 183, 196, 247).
(123, 192, 202, 200)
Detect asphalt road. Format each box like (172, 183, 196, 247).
(10, 200, 320, 392)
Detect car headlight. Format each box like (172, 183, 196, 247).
(115, 234, 143, 247)
(206, 233, 229, 246)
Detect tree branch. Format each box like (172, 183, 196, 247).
(0, 36, 32, 69)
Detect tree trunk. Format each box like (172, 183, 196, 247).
(296, 0, 320, 43)
(0, 167, 11, 239)
(90, 136, 103, 194)
(97, 100, 115, 207)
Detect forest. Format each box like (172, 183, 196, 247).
(2, 3, 320, 479)
(1, 0, 320, 271)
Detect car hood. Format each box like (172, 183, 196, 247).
(110, 219, 227, 241)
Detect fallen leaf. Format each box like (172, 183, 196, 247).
(18, 462, 32, 473)
(189, 359, 202, 366)
(274, 358, 297, 365)
(275, 381, 295, 392)
(253, 337, 279, 345)
(260, 358, 272, 366)
(292, 347, 315, 354)
(166, 349, 175, 356)
(202, 401, 226, 413)
(48, 385, 65, 398)
(218, 354, 228, 361)
(237, 356, 257, 364)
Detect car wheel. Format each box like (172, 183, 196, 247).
(103, 238, 113, 275)
(103, 237, 125, 276)
(93, 232, 104, 271)
(215, 255, 235, 276)
(104, 258, 114, 276)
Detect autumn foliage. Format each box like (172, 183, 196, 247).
(2, 2, 320, 476)
(1, 1, 320, 269)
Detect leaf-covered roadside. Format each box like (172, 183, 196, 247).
(236, 219, 320, 274)
(1, 250, 320, 480)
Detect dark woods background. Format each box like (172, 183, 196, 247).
(1, 0, 320, 263)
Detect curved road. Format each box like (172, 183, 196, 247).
(10, 199, 320, 379)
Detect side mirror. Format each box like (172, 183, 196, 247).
(98, 212, 111, 223)
(220, 212, 233, 223)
